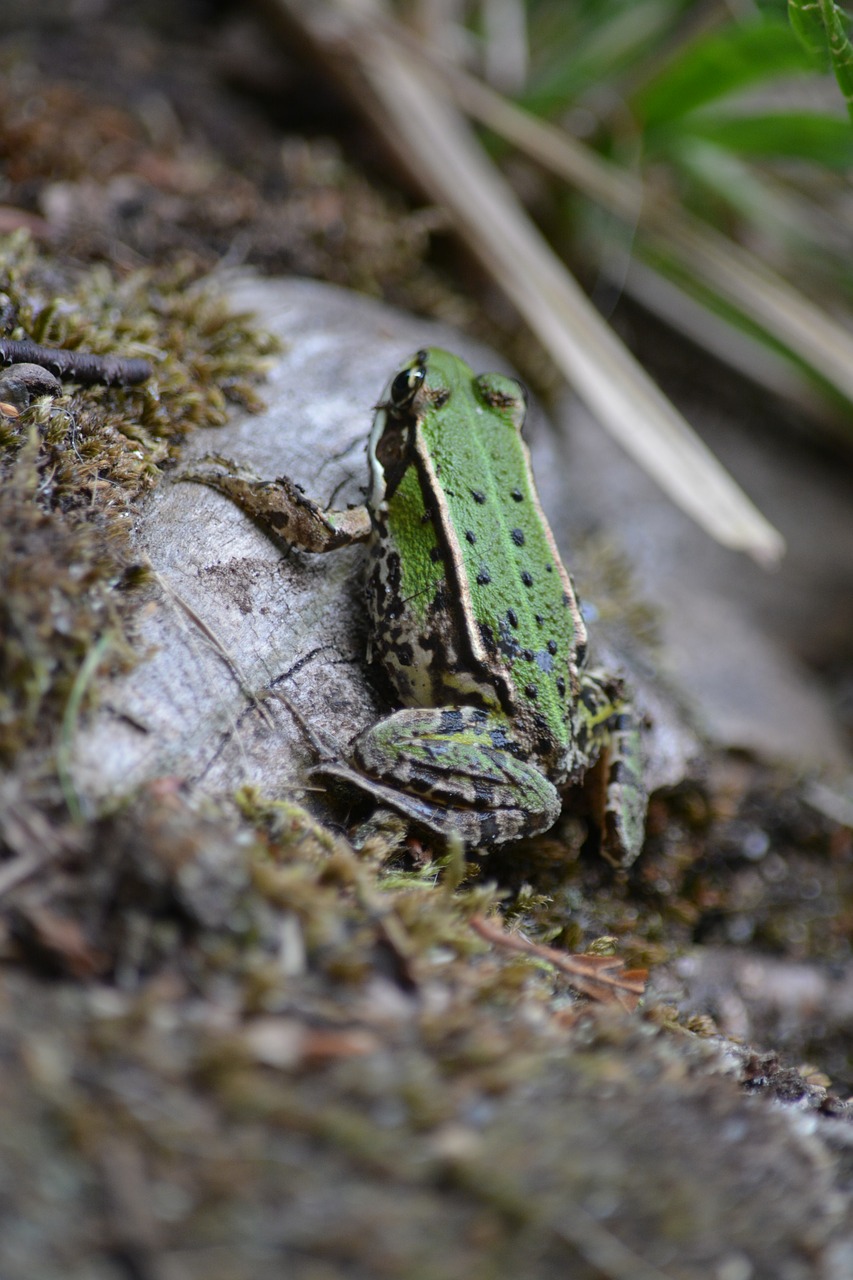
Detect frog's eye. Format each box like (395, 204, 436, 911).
(390, 362, 427, 410)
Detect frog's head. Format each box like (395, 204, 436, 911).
(367, 348, 527, 510)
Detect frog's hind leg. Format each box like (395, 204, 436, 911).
(315, 705, 561, 847)
(578, 672, 647, 866)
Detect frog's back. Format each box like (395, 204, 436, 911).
(365, 349, 586, 768)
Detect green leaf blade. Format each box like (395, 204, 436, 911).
(634, 19, 814, 126)
(655, 110, 853, 167)
(788, 0, 833, 66)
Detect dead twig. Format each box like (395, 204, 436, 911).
(0, 338, 151, 386)
(470, 914, 647, 1010)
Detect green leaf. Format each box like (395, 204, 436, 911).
(634, 19, 813, 126)
(788, 2, 853, 123)
(788, 0, 833, 66)
(815, 0, 853, 123)
(655, 111, 853, 167)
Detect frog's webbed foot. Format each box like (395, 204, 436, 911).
(315, 705, 561, 848)
(178, 455, 371, 552)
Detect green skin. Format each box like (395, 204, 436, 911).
(185, 348, 646, 862)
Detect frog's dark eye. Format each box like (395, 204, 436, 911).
(390, 362, 427, 410)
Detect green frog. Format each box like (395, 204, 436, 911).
(185, 348, 646, 862)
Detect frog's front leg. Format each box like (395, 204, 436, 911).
(180, 455, 371, 552)
(315, 705, 561, 847)
(578, 672, 647, 866)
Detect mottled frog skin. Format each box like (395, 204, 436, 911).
(185, 348, 647, 860)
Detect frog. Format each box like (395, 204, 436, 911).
(184, 347, 647, 862)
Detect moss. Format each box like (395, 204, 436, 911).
(0, 230, 278, 771)
(240, 791, 509, 991)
